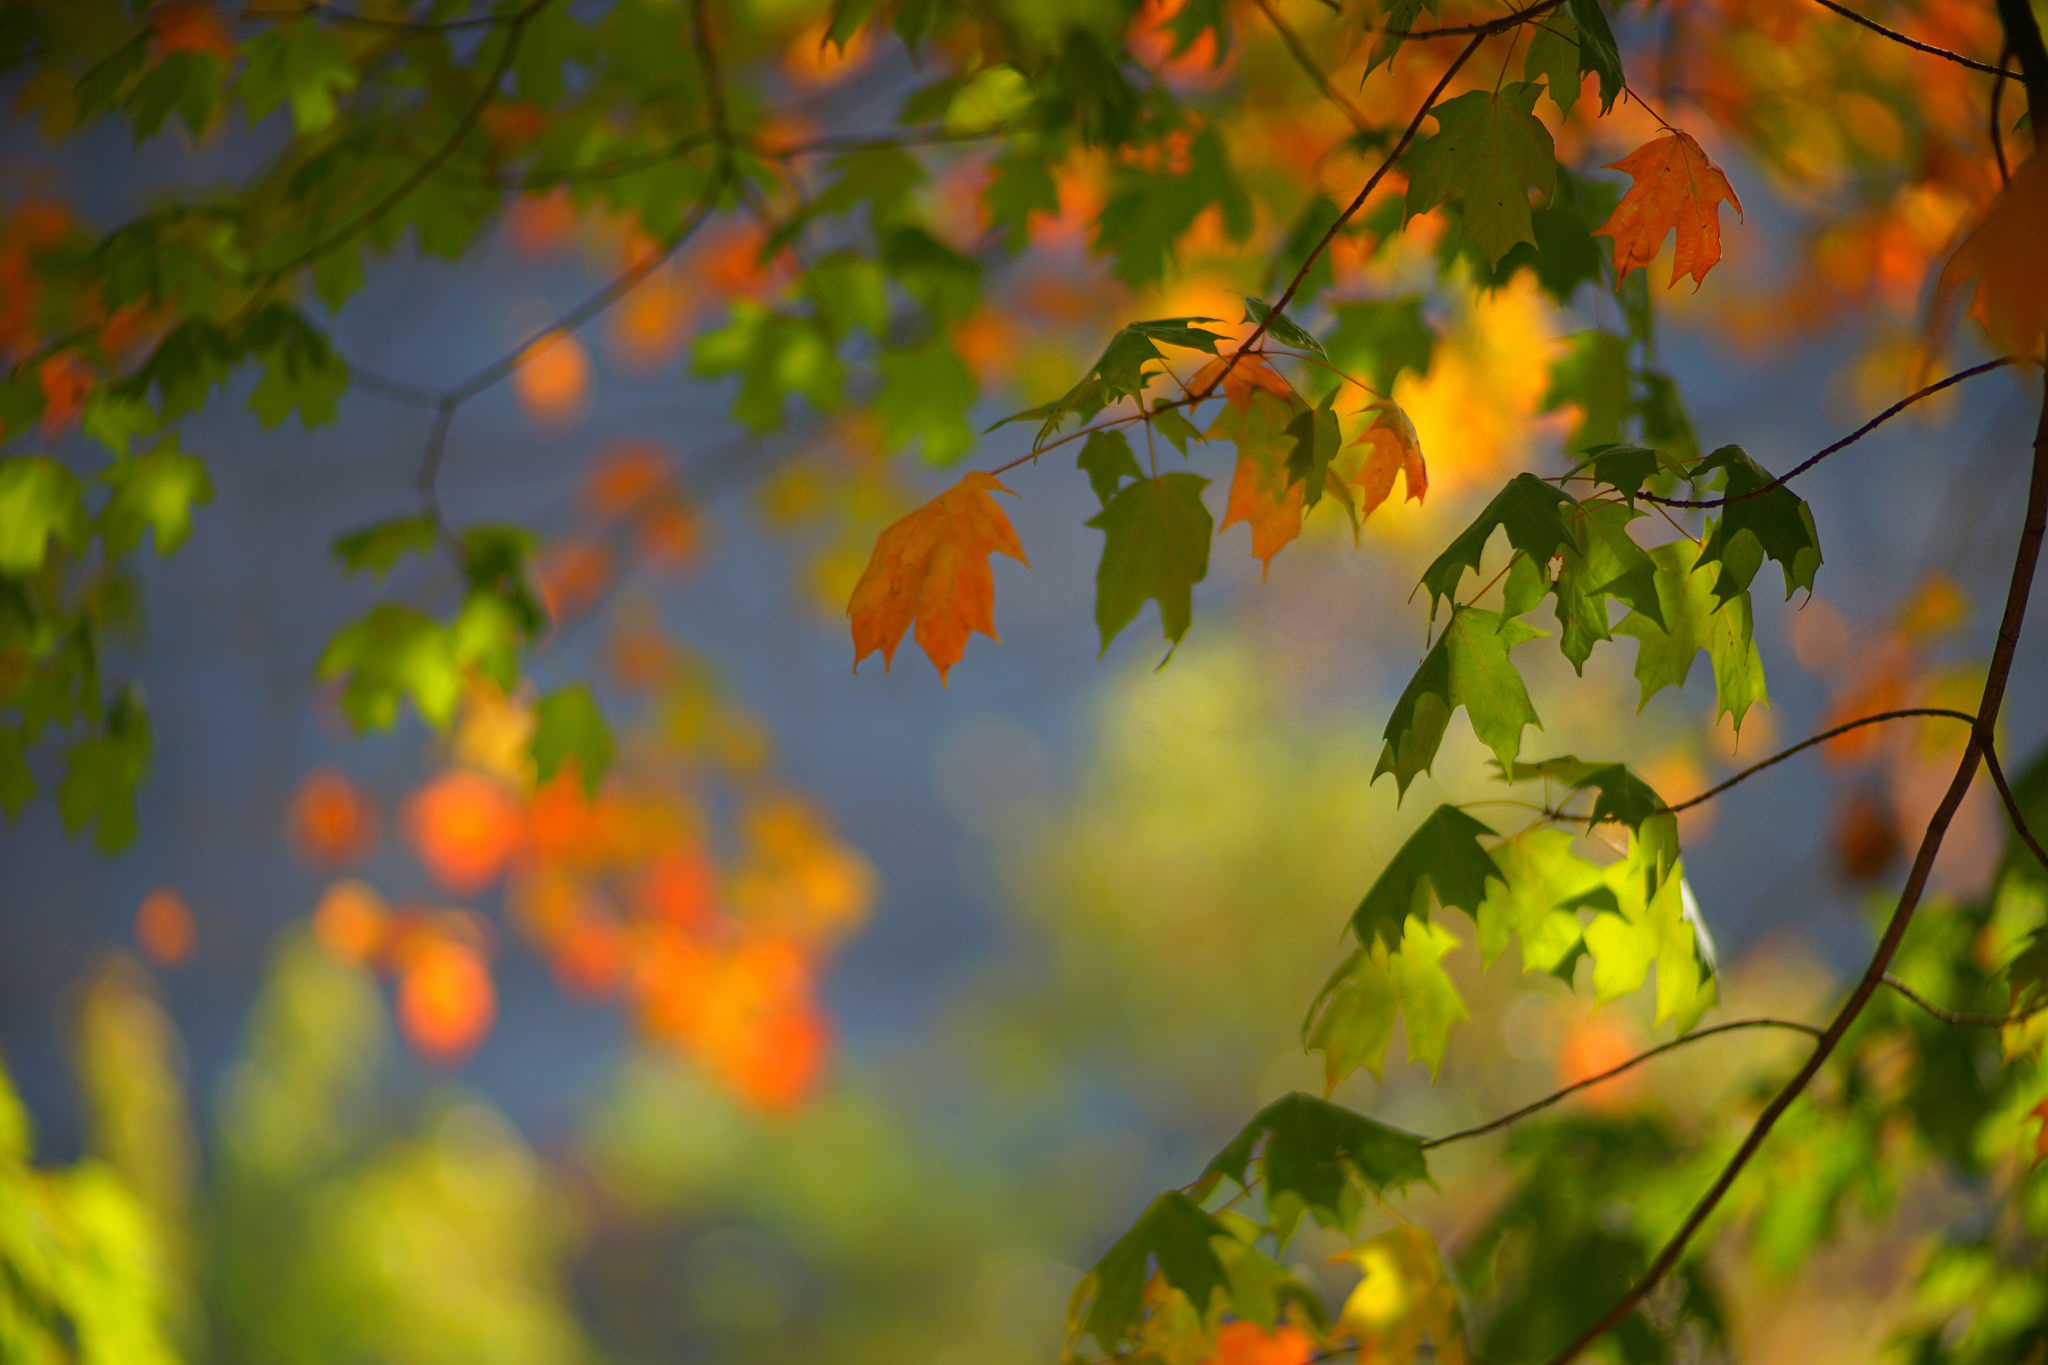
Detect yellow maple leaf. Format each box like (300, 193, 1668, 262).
(1335, 1224, 1468, 1365)
(847, 471, 1029, 683)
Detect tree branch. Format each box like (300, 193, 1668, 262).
(1806, 0, 2017, 79)
(1549, 371, 2048, 1365)
(1882, 973, 2048, 1028)
(1641, 358, 2018, 509)
(1378, 0, 1566, 40)
(1985, 744, 2048, 874)
(240, 1, 515, 33)
(1661, 709, 1977, 815)
(1419, 1018, 1824, 1151)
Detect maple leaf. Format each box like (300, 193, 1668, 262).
(847, 471, 1030, 683)
(1200, 1092, 1427, 1246)
(1403, 84, 1557, 267)
(150, 1, 236, 61)
(1206, 1321, 1313, 1365)
(1335, 1224, 1470, 1365)
(1595, 131, 1744, 288)
(1938, 154, 2048, 360)
(1088, 471, 1214, 653)
(1221, 442, 1305, 576)
(1351, 402, 1428, 519)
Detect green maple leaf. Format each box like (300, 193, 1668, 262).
(984, 149, 1060, 252)
(317, 605, 462, 731)
(1378, 606, 1544, 796)
(1077, 429, 1143, 506)
(1475, 828, 1604, 972)
(56, 688, 151, 854)
(991, 318, 1225, 451)
(1419, 474, 1581, 613)
(1352, 804, 1503, 953)
(1693, 445, 1823, 603)
(1614, 540, 1767, 729)
(1570, 442, 1691, 500)
(877, 337, 975, 464)
(99, 442, 214, 558)
(1501, 755, 1667, 834)
(1199, 1093, 1429, 1245)
(1548, 500, 1664, 671)
(1403, 83, 1556, 267)
(1074, 1191, 1230, 1351)
(1567, 0, 1626, 112)
(1239, 295, 1324, 356)
(1305, 918, 1470, 1082)
(1284, 398, 1342, 509)
(531, 685, 614, 797)
(333, 514, 441, 579)
(1525, 12, 1584, 117)
(1087, 473, 1213, 655)
(0, 458, 88, 575)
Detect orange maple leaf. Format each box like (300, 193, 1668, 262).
(1938, 155, 2048, 360)
(1206, 1321, 1314, 1365)
(1595, 131, 1744, 289)
(149, 2, 236, 61)
(1351, 402, 1428, 518)
(847, 471, 1029, 683)
(37, 352, 92, 435)
(1188, 351, 1297, 413)
(1221, 438, 1306, 577)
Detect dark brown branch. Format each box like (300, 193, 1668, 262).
(1378, 0, 1566, 40)
(1549, 358, 2048, 1365)
(1254, 0, 1374, 134)
(1661, 709, 1977, 815)
(1419, 1018, 1825, 1151)
(256, 0, 549, 285)
(1642, 358, 2018, 509)
(1882, 973, 2048, 1028)
(1985, 744, 2048, 874)
(1806, 0, 2016, 79)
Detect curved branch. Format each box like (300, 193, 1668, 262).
(1806, 0, 2017, 78)
(1550, 347, 2048, 1365)
(1419, 1018, 1825, 1151)
(1985, 744, 2048, 874)
(1661, 709, 1977, 815)
(241, 2, 515, 33)
(1380, 0, 1566, 40)
(1882, 973, 2048, 1028)
(1641, 358, 2018, 510)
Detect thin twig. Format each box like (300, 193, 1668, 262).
(1375, 0, 1566, 40)
(1992, 44, 2014, 184)
(1641, 358, 2018, 509)
(1882, 973, 2048, 1028)
(1420, 1018, 1825, 1151)
(1806, 0, 2017, 79)
(1661, 709, 1977, 815)
(240, 1, 514, 32)
(1985, 744, 2048, 874)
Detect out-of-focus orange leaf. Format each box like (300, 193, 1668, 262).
(1351, 401, 1429, 518)
(584, 439, 670, 519)
(1187, 352, 1297, 414)
(1831, 785, 1900, 882)
(1595, 131, 1744, 288)
(1555, 1014, 1643, 1110)
(1821, 638, 1913, 765)
(512, 330, 589, 423)
(289, 768, 377, 866)
(724, 1002, 828, 1114)
(551, 915, 625, 999)
(135, 888, 195, 967)
(611, 269, 695, 368)
(1938, 156, 2048, 359)
(97, 300, 158, 359)
(536, 539, 612, 623)
(506, 190, 579, 257)
(847, 471, 1030, 683)
(1220, 439, 1305, 577)
(37, 353, 91, 435)
(636, 496, 701, 568)
(312, 879, 388, 966)
(608, 623, 676, 689)
(632, 931, 827, 1112)
(696, 224, 790, 301)
(403, 768, 523, 895)
(149, 2, 235, 60)
(1898, 573, 1968, 640)
(784, 17, 871, 86)
(1128, 0, 1228, 83)
(634, 850, 719, 930)
(397, 936, 496, 1064)
(952, 308, 1015, 384)
(1205, 1321, 1314, 1365)
(479, 100, 547, 151)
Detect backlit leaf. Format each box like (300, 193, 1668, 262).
(530, 684, 614, 797)
(1200, 1093, 1429, 1244)
(1377, 606, 1545, 796)
(1418, 474, 1580, 615)
(1087, 472, 1214, 655)
(1937, 154, 2048, 359)
(1351, 804, 1503, 954)
(1073, 1191, 1231, 1351)
(1595, 131, 1744, 288)
(848, 471, 1030, 683)
(1404, 84, 1557, 267)
(1693, 444, 1823, 603)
